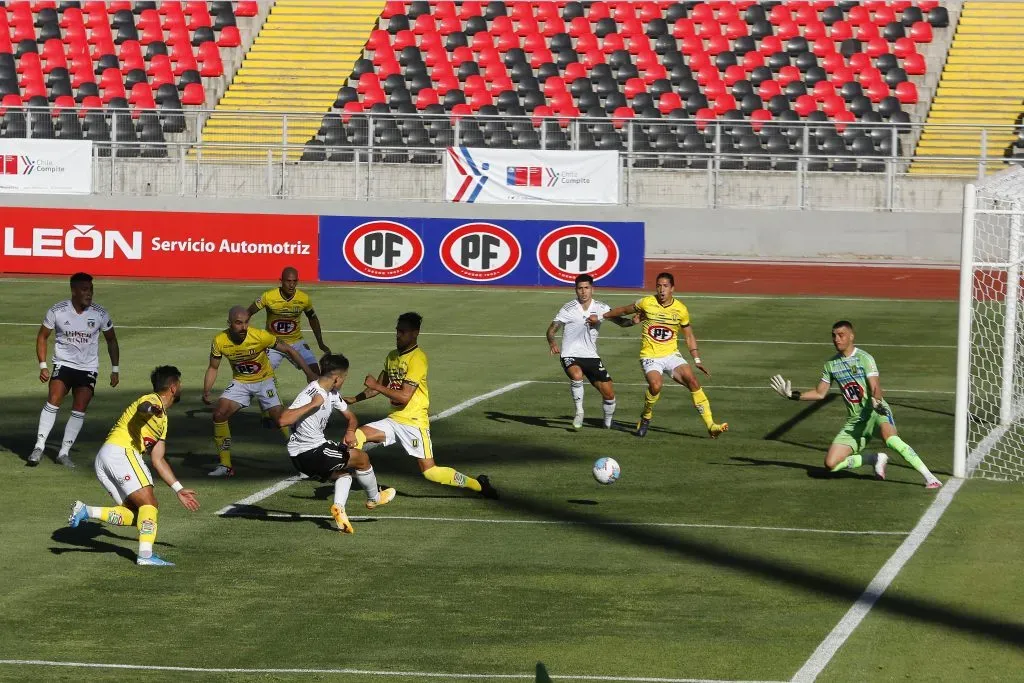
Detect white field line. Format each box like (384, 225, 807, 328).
(789, 477, 964, 683)
(531, 381, 954, 395)
(219, 511, 908, 537)
(215, 381, 532, 515)
(0, 322, 956, 349)
(0, 660, 784, 683)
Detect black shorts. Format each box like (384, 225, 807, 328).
(560, 356, 611, 383)
(51, 364, 98, 391)
(291, 441, 350, 481)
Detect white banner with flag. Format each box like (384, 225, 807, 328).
(445, 147, 619, 204)
(0, 139, 93, 195)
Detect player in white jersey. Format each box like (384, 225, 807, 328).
(277, 353, 396, 534)
(546, 274, 638, 430)
(30, 273, 120, 469)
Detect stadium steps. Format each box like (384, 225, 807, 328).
(911, 1, 1024, 176)
(196, 0, 385, 160)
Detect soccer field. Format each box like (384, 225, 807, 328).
(0, 276, 1021, 682)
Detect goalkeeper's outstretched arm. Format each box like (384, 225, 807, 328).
(770, 375, 830, 401)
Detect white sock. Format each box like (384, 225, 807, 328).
(138, 542, 153, 558)
(353, 467, 380, 502)
(602, 399, 616, 425)
(86, 505, 103, 519)
(333, 474, 353, 508)
(35, 402, 59, 449)
(570, 380, 585, 414)
(59, 410, 85, 457)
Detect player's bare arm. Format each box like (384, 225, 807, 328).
(275, 341, 318, 381)
(202, 355, 221, 405)
(341, 408, 359, 446)
(150, 440, 200, 511)
(547, 321, 563, 355)
(603, 303, 639, 319)
(681, 325, 709, 377)
(770, 375, 831, 401)
(365, 375, 416, 407)
(608, 313, 640, 327)
(103, 327, 120, 387)
(276, 393, 325, 427)
(246, 302, 260, 318)
(139, 401, 163, 416)
(348, 370, 386, 403)
(306, 310, 331, 353)
(36, 325, 52, 383)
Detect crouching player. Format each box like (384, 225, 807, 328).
(68, 366, 200, 566)
(277, 354, 396, 534)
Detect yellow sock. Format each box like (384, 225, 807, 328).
(137, 504, 158, 558)
(213, 420, 232, 468)
(423, 466, 482, 492)
(691, 388, 715, 429)
(353, 428, 367, 450)
(642, 389, 661, 420)
(92, 505, 134, 526)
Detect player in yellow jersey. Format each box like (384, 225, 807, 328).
(68, 366, 199, 566)
(347, 312, 498, 499)
(602, 272, 728, 438)
(202, 305, 318, 477)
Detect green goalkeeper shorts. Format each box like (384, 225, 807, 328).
(831, 404, 896, 454)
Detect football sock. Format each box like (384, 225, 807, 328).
(423, 465, 482, 492)
(333, 474, 353, 508)
(136, 504, 158, 559)
(570, 380, 585, 414)
(213, 421, 232, 468)
(58, 410, 85, 457)
(642, 389, 660, 420)
(87, 505, 135, 526)
(35, 402, 59, 449)
(602, 399, 616, 423)
(886, 435, 937, 481)
(830, 453, 879, 473)
(690, 389, 715, 429)
(353, 467, 380, 501)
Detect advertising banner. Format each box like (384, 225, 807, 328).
(445, 147, 619, 205)
(0, 207, 318, 279)
(319, 216, 643, 287)
(0, 139, 92, 194)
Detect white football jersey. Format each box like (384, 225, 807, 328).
(286, 380, 348, 457)
(554, 299, 611, 359)
(42, 300, 113, 372)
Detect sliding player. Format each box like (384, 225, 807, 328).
(601, 272, 728, 438)
(277, 353, 395, 534)
(770, 320, 942, 488)
(68, 366, 199, 566)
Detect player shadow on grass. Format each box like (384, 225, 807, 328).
(50, 524, 175, 563)
(886, 399, 955, 419)
(220, 504, 348, 533)
(483, 411, 700, 438)
(295, 484, 465, 502)
(728, 455, 919, 486)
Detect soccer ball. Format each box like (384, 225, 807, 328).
(593, 457, 620, 485)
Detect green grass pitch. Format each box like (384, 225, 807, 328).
(0, 276, 1021, 682)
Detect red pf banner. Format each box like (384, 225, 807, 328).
(0, 207, 318, 279)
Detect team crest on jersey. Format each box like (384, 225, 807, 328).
(272, 320, 298, 335)
(87, 318, 96, 328)
(143, 436, 157, 450)
(840, 381, 864, 403)
(647, 325, 675, 342)
(235, 361, 261, 375)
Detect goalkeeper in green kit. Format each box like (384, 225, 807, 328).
(769, 320, 942, 489)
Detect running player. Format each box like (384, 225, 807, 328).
(67, 365, 200, 566)
(202, 305, 317, 477)
(546, 273, 638, 430)
(248, 267, 331, 376)
(30, 272, 120, 468)
(277, 353, 396, 534)
(769, 320, 942, 488)
(348, 312, 498, 499)
(601, 272, 728, 438)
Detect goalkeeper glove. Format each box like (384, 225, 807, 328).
(871, 397, 891, 417)
(770, 374, 800, 400)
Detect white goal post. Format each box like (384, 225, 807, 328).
(954, 168, 1024, 481)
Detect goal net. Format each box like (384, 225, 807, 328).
(955, 168, 1024, 481)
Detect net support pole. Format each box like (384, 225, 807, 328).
(954, 184, 977, 478)
(999, 200, 1023, 425)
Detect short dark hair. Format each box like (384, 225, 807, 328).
(281, 266, 298, 279)
(574, 273, 594, 286)
(397, 312, 422, 330)
(70, 272, 93, 287)
(832, 320, 854, 332)
(319, 353, 350, 374)
(151, 365, 181, 392)
(656, 272, 674, 286)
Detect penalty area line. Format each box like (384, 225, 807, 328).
(215, 381, 533, 516)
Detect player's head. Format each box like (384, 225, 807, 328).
(574, 273, 594, 303)
(227, 305, 250, 340)
(151, 365, 182, 403)
(396, 312, 422, 351)
(831, 320, 855, 353)
(280, 267, 298, 296)
(318, 353, 350, 390)
(655, 272, 674, 303)
(69, 272, 94, 306)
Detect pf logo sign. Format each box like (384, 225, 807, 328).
(342, 220, 423, 280)
(537, 224, 619, 283)
(439, 222, 521, 282)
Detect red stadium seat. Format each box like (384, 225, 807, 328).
(218, 26, 241, 48)
(910, 21, 933, 43)
(830, 20, 853, 41)
(180, 81, 204, 105)
(892, 37, 916, 58)
(750, 108, 772, 132)
(611, 106, 634, 129)
(804, 20, 827, 41)
(624, 77, 646, 99)
(415, 87, 439, 109)
(694, 108, 715, 131)
(759, 35, 783, 56)
(794, 94, 817, 116)
(865, 80, 889, 103)
(812, 80, 836, 101)
(723, 64, 745, 86)
(778, 65, 801, 86)
(724, 20, 748, 40)
(658, 91, 682, 114)
(381, 1, 403, 19)
(895, 80, 918, 104)
(831, 66, 855, 86)
(833, 109, 855, 132)
(742, 50, 765, 71)
(822, 95, 846, 116)
(758, 79, 781, 100)
(713, 93, 736, 115)
(703, 78, 725, 101)
(672, 18, 696, 38)
(903, 52, 926, 75)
